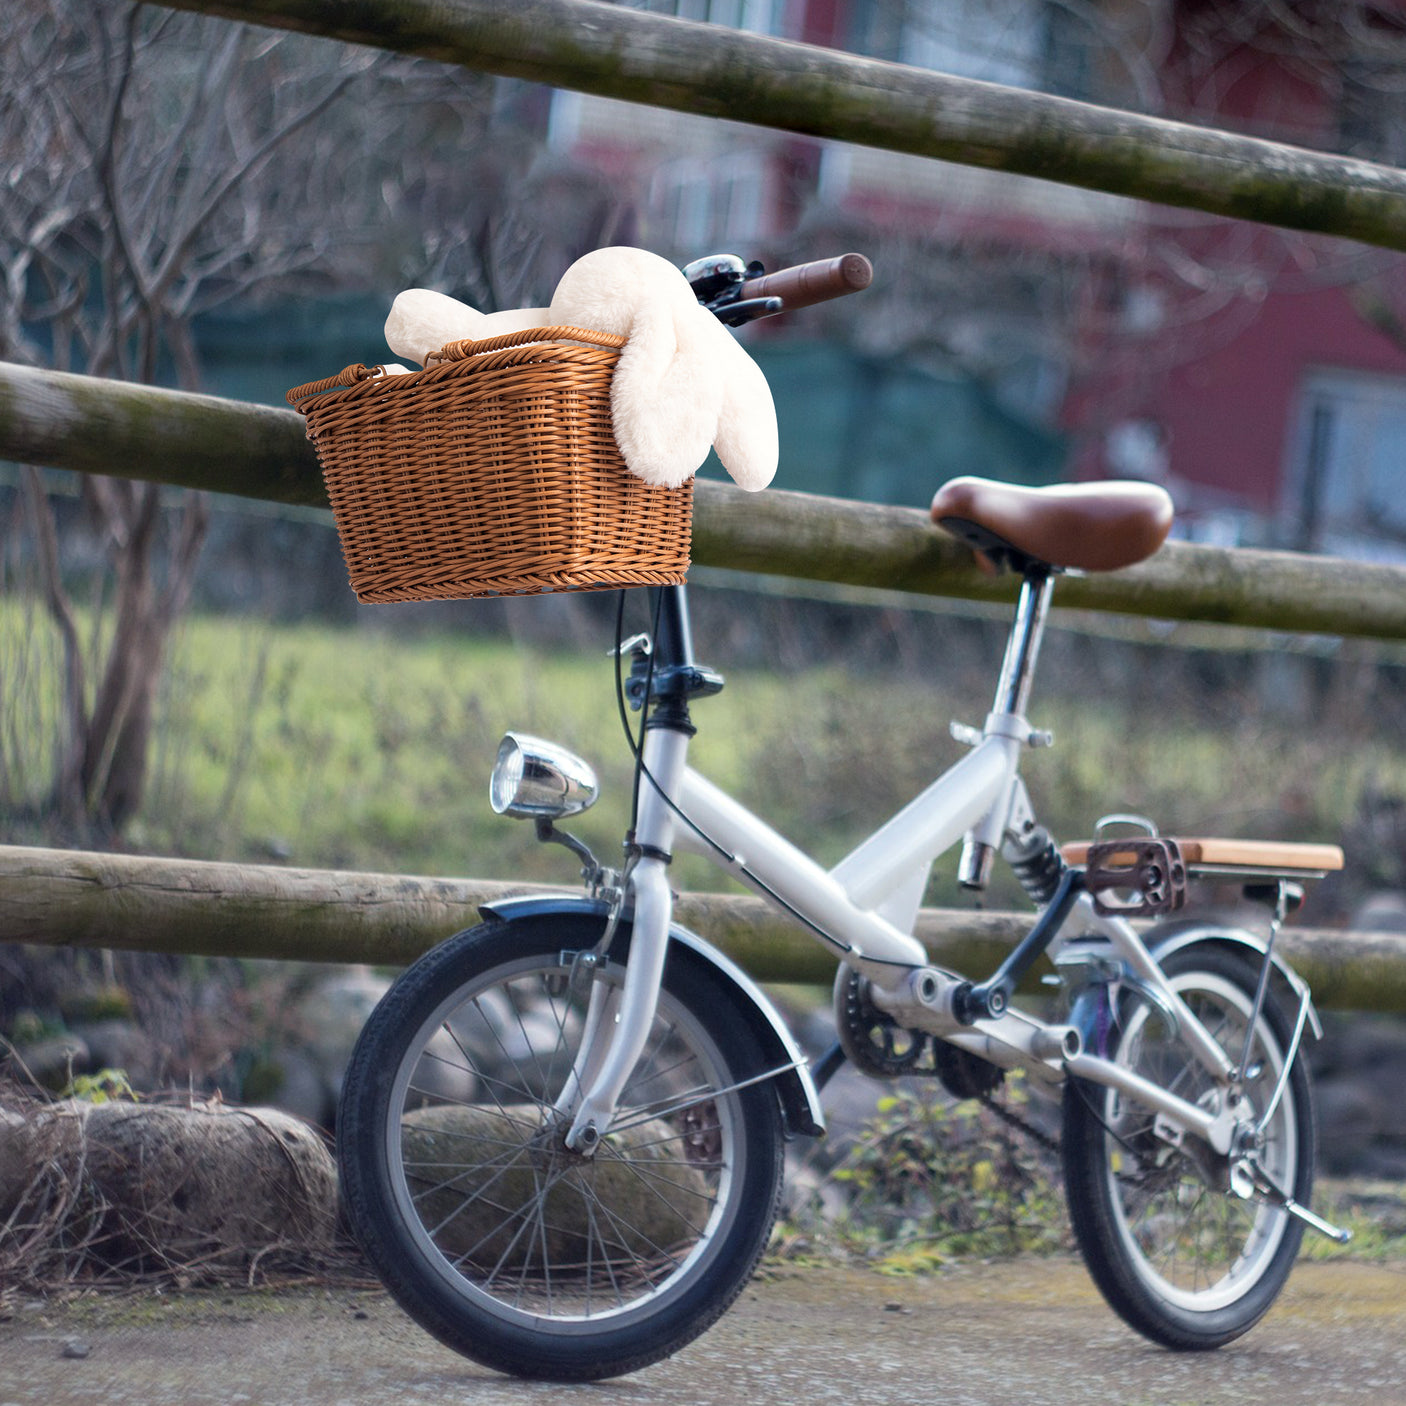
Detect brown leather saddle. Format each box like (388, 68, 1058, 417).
(930, 475, 1174, 574)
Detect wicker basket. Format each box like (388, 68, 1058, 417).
(286, 326, 693, 602)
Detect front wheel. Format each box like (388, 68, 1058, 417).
(337, 913, 786, 1381)
(1062, 944, 1314, 1349)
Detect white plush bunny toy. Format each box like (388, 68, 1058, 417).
(383, 246, 778, 493)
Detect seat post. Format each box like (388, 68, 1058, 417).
(956, 568, 1058, 892)
(992, 568, 1056, 721)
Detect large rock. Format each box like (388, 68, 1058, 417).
(9, 1034, 89, 1091)
(1311, 1010, 1406, 1179)
(400, 1104, 709, 1269)
(0, 1099, 337, 1275)
(66, 1018, 163, 1090)
(295, 967, 391, 1106)
(242, 966, 394, 1126)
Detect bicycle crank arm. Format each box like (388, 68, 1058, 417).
(1231, 1160, 1352, 1244)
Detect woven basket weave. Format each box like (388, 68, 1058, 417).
(287, 326, 693, 602)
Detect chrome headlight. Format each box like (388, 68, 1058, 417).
(489, 732, 599, 819)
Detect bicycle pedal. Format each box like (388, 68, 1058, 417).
(1082, 837, 1188, 917)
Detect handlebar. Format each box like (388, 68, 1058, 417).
(737, 253, 873, 312)
(687, 251, 873, 326)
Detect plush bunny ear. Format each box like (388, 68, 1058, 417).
(609, 300, 726, 488)
(385, 289, 482, 366)
(550, 246, 779, 489)
(696, 311, 778, 492)
(551, 248, 722, 488)
(385, 290, 550, 366)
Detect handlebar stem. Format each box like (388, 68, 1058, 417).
(653, 584, 696, 673)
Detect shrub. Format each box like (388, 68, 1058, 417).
(777, 1077, 1069, 1270)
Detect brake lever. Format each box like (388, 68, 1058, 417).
(709, 295, 784, 327)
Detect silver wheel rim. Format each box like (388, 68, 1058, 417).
(1102, 970, 1297, 1313)
(383, 955, 744, 1332)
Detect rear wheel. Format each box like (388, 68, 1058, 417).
(337, 913, 786, 1380)
(1062, 944, 1313, 1349)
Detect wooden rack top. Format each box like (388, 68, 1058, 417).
(1062, 837, 1344, 879)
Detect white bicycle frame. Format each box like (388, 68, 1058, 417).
(560, 576, 1246, 1159)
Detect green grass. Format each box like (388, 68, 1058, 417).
(138, 615, 655, 880)
(3, 599, 1402, 915)
(1301, 1180, 1406, 1261)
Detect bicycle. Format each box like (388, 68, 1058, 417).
(335, 252, 1349, 1381)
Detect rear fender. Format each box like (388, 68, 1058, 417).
(1144, 918, 1323, 1041)
(480, 892, 826, 1138)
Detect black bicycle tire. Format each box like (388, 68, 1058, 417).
(337, 913, 786, 1381)
(1062, 943, 1314, 1349)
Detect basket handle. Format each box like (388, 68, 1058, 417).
(429, 325, 627, 363)
(286, 363, 386, 409)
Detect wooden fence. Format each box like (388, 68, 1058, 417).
(5, 845, 1406, 1014)
(3, 0, 1406, 1007)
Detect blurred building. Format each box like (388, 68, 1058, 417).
(543, 1, 1406, 558)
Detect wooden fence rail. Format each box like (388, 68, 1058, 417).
(5, 362, 1406, 641)
(150, 0, 1406, 254)
(4, 846, 1405, 1013)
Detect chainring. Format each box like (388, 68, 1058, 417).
(832, 968, 1057, 1153)
(833, 965, 933, 1078)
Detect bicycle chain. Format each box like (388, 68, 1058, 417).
(976, 1086, 1062, 1158)
(836, 968, 1065, 1157)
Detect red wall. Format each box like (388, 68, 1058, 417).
(1067, 4, 1406, 516)
(1150, 283, 1406, 512)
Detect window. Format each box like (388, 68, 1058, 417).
(1286, 370, 1406, 561)
(849, 0, 1046, 89)
(651, 152, 767, 247)
(622, 0, 777, 33)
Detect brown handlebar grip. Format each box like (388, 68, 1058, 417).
(738, 253, 873, 312)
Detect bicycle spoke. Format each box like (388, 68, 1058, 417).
(582, 1183, 626, 1313)
(577, 1158, 687, 1280)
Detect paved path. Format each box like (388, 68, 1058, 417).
(3, 1258, 1403, 1405)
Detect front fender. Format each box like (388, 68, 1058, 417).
(480, 892, 826, 1138)
(1144, 917, 1323, 1041)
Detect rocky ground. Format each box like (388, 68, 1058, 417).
(14, 953, 1406, 1183)
(2, 1257, 1404, 1406)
